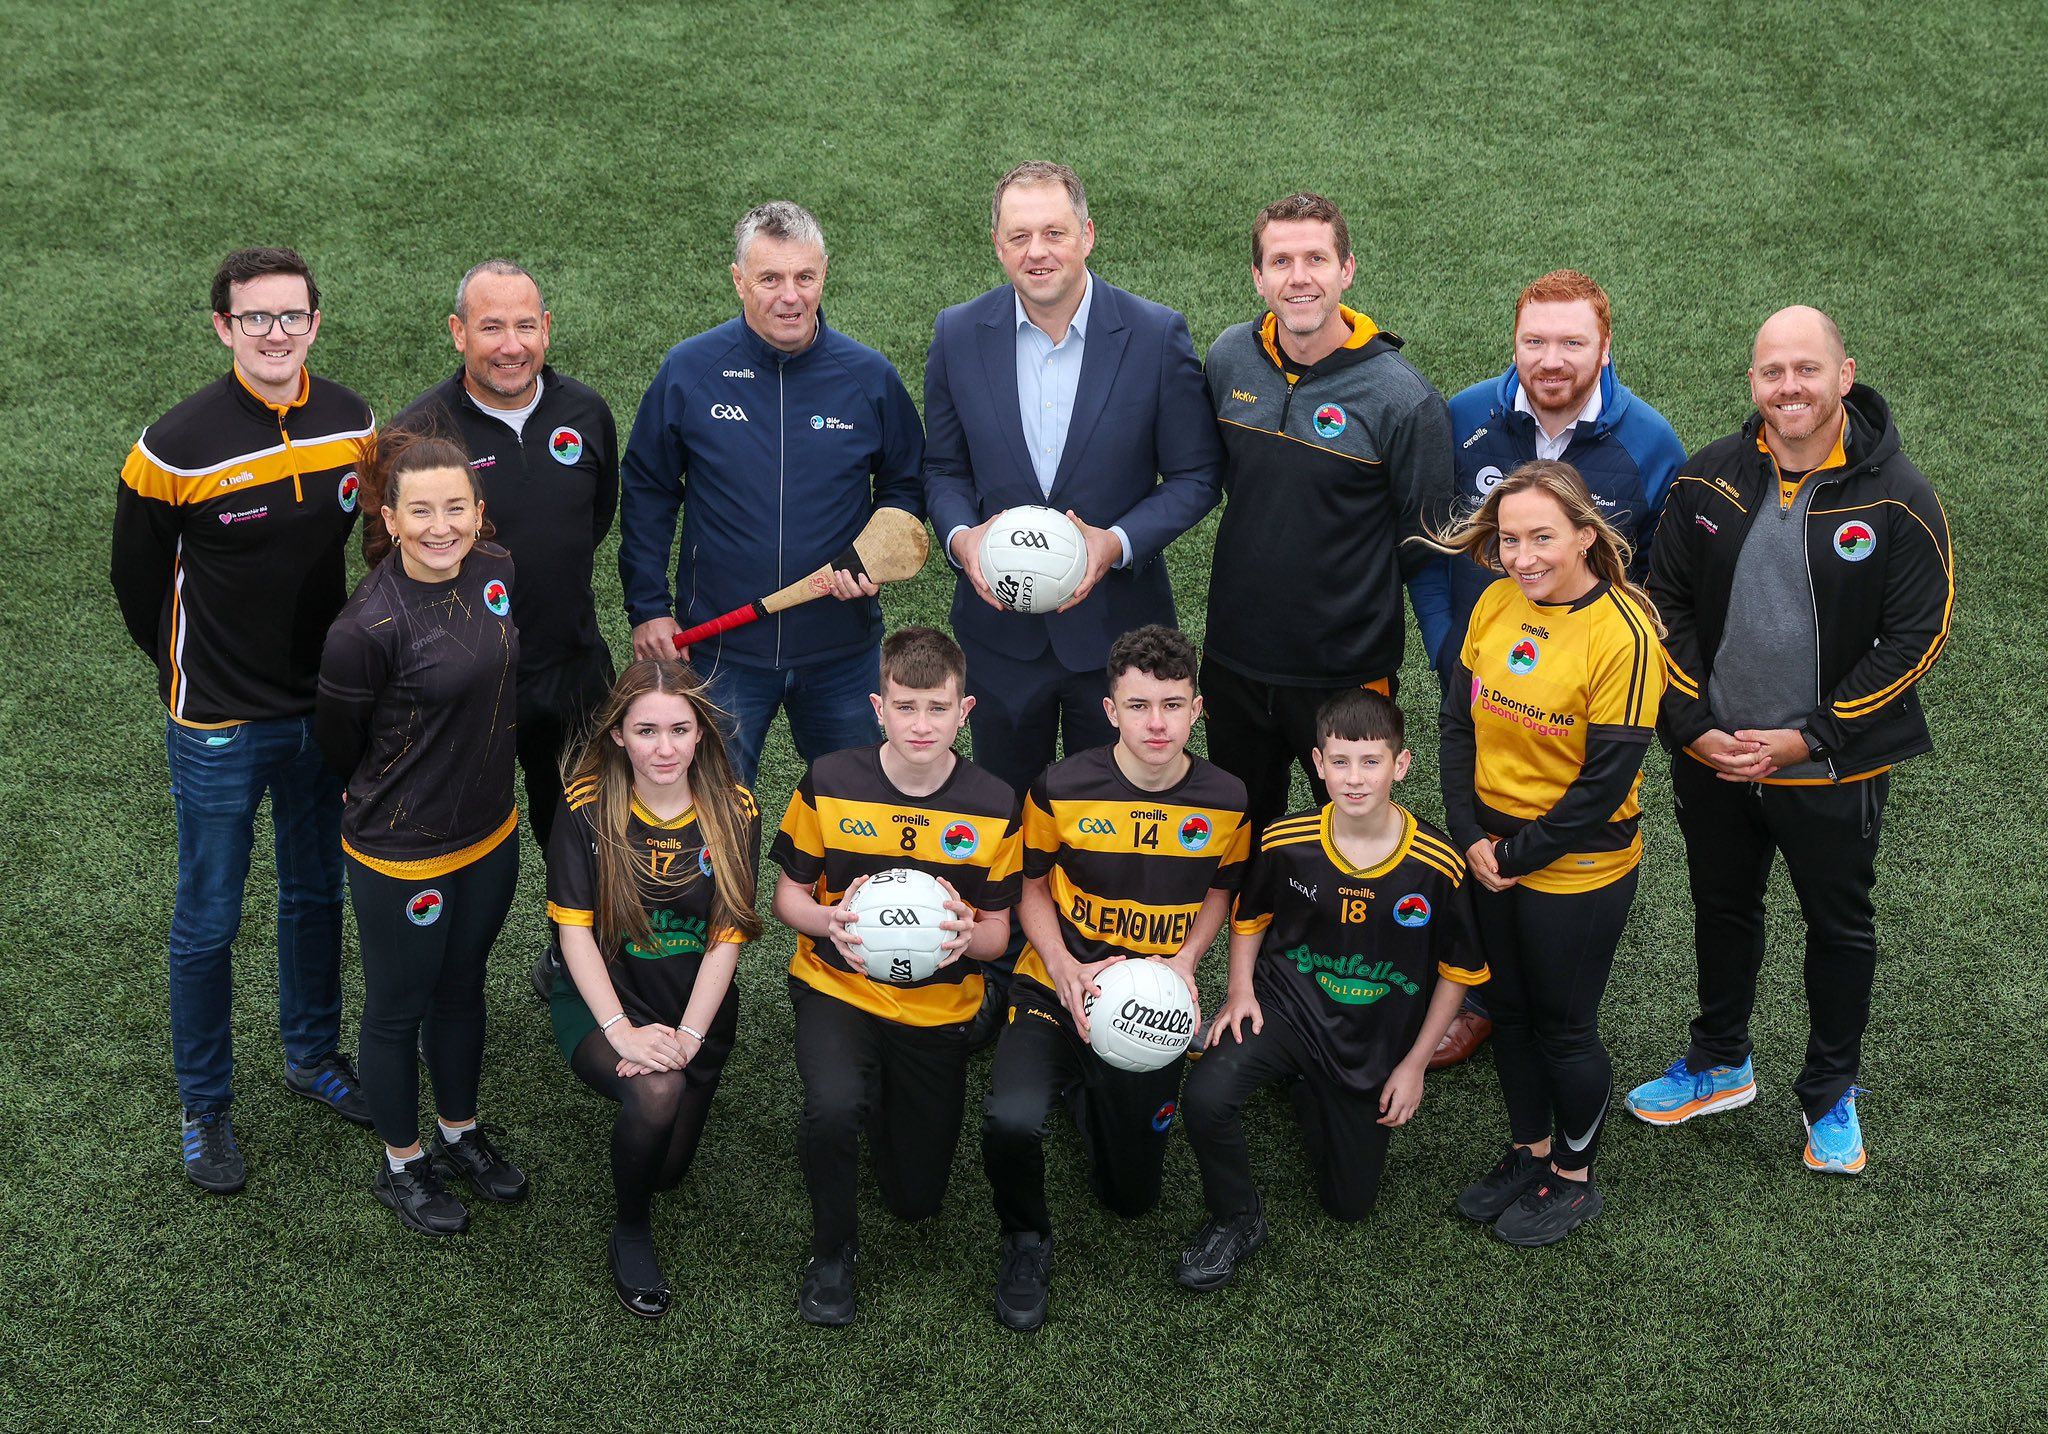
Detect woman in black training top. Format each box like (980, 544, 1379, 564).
(317, 427, 527, 1235)
(546, 658, 760, 1318)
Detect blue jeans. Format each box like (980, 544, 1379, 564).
(164, 715, 345, 1114)
(697, 647, 882, 787)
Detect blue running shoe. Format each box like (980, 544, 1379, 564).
(182, 1110, 245, 1194)
(284, 1051, 374, 1128)
(1625, 1055, 1758, 1126)
(1803, 1088, 1868, 1175)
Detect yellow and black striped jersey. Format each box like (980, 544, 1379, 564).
(1457, 577, 1666, 893)
(1233, 804, 1486, 1095)
(546, 779, 761, 1029)
(1018, 745, 1250, 991)
(771, 744, 1022, 1026)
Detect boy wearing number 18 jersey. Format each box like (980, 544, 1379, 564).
(770, 628, 1022, 1326)
(982, 625, 1249, 1332)
(1179, 690, 1484, 1290)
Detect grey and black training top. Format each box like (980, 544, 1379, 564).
(1203, 308, 1455, 688)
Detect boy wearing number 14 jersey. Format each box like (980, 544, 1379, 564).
(770, 628, 1022, 1327)
(982, 625, 1250, 1332)
(1178, 689, 1485, 1291)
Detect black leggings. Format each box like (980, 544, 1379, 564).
(1473, 868, 1638, 1173)
(569, 988, 737, 1227)
(350, 839, 518, 1148)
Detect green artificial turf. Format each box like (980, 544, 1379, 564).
(2, 0, 2043, 1427)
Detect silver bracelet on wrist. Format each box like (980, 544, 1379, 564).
(600, 1013, 628, 1032)
(679, 1023, 706, 1042)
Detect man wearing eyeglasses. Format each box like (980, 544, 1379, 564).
(112, 246, 378, 1195)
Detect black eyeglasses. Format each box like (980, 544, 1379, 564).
(225, 310, 314, 337)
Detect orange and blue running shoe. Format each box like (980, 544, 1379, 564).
(1625, 1055, 1757, 1125)
(1802, 1089, 1868, 1175)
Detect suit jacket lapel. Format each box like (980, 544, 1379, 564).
(1048, 278, 1129, 506)
(975, 288, 1035, 493)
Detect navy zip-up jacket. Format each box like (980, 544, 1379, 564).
(617, 313, 924, 670)
(1413, 362, 1684, 667)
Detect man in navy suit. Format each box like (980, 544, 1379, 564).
(922, 161, 1225, 798)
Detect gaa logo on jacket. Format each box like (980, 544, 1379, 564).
(484, 578, 511, 616)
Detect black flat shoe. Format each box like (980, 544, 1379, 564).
(609, 1226, 671, 1320)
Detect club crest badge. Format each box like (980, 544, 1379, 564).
(1833, 521, 1876, 562)
(1313, 404, 1348, 439)
(549, 427, 583, 465)
(1507, 638, 1539, 675)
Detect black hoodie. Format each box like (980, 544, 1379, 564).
(1648, 383, 1952, 781)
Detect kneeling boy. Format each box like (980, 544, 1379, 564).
(1177, 689, 1486, 1291)
(771, 627, 1023, 1326)
(982, 624, 1250, 1332)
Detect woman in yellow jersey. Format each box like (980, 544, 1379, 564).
(1430, 460, 1667, 1247)
(545, 660, 761, 1318)
(317, 427, 527, 1236)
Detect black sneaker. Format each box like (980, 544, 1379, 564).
(530, 943, 562, 1004)
(181, 1110, 245, 1194)
(373, 1154, 470, 1235)
(429, 1126, 529, 1204)
(798, 1239, 859, 1326)
(1456, 1143, 1546, 1223)
(1174, 1204, 1269, 1292)
(609, 1223, 671, 1320)
(283, 1051, 374, 1128)
(994, 1232, 1053, 1332)
(1492, 1172, 1604, 1247)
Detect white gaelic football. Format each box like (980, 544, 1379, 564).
(979, 506, 1086, 614)
(1084, 960, 1197, 1072)
(845, 867, 953, 984)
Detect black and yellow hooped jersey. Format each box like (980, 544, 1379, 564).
(771, 745, 1022, 1027)
(1459, 578, 1666, 893)
(546, 779, 761, 1029)
(1018, 746, 1250, 991)
(1233, 804, 1486, 1095)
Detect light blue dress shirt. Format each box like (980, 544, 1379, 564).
(1006, 272, 1129, 568)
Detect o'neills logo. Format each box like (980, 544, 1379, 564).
(1284, 943, 1417, 1006)
(1112, 997, 1194, 1048)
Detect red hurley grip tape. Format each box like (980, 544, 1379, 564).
(673, 601, 767, 648)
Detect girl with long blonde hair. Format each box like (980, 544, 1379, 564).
(544, 659, 762, 1319)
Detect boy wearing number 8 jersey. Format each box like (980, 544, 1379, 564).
(770, 628, 1022, 1326)
(982, 625, 1249, 1331)
(1178, 690, 1485, 1291)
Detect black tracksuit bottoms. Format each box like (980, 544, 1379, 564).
(349, 838, 519, 1148)
(516, 646, 615, 855)
(1474, 867, 1638, 1173)
(981, 983, 1183, 1237)
(1672, 757, 1889, 1121)
(1183, 1012, 1391, 1222)
(791, 978, 973, 1256)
